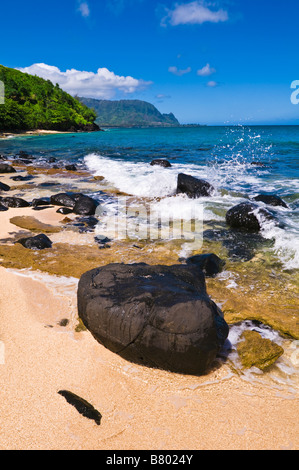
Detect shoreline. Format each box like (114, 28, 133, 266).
(0, 154, 298, 450)
(0, 265, 298, 450)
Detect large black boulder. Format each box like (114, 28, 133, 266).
(226, 202, 274, 231)
(177, 173, 214, 198)
(0, 196, 30, 208)
(253, 194, 288, 208)
(17, 233, 52, 250)
(0, 164, 16, 174)
(77, 263, 229, 375)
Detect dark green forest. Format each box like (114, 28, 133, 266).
(0, 65, 99, 132)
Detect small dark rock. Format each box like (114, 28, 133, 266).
(65, 164, 77, 171)
(0, 181, 11, 191)
(0, 163, 16, 174)
(185, 253, 225, 277)
(150, 159, 172, 168)
(17, 234, 52, 250)
(0, 203, 8, 211)
(56, 207, 73, 215)
(177, 173, 214, 198)
(58, 390, 102, 425)
(253, 194, 288, 209)
(11, 175, 35, 182)
(48, 157, 57, 163)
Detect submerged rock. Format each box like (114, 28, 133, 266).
(237, 330, 284, 370)
(10, 216, 61, 233)
(253, 194, 288, 208)
(226, 202, 274, 231)
(185, 253, 225, 277)
(150, 159, 172, 168)
(177, 173, 214, 198)
(77, 263, 229, 375)
(17, 233, 53, 250)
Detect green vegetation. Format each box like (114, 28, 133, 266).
(78, 97, 180, 127)
(0, 65, 99, 132)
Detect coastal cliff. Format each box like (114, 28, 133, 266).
(0, 65, 99, 133)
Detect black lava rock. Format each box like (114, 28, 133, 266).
(226, 202, 274, 231)
(65, 164, 77, 171)
(0, 164, 16, 174)
(0, 196, 30, 208)
(32, 197, 51, 207)
(17, 234, 52, 250)
(0, 203, 8, 211)
(73, 195, 98, 216)
(177, 173, 214, 198)
(150, 159, 172, 168)
(50, 193, 76, 208)
(0, 181, 11, 191)
(253, 194, 288, 209)
(77, 263, 229, 375)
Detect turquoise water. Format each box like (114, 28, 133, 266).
(1, 125, 299, 269)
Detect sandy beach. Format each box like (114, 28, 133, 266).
(0, 200, 298, 450)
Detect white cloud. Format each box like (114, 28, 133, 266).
(197, 63, 216, 76)
(78, 1, 90, 18)
(162, 1, 229, 26)
(168, 66, 192, 76)
(16, 63, 152, 99)
(206, 80, 218, 87)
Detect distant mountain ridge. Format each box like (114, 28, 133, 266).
(78, 97, 180, 128)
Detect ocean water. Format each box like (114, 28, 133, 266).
(1, 125, 299, 269)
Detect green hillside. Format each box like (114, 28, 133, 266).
(0, 65, 99, 132)
(78, 97, 180, 127)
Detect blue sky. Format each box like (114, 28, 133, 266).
(1, 0, 298, 125)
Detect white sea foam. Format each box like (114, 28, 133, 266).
(85, 152, 299, 269)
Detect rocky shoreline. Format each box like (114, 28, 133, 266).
(0, 152, 298, 373)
